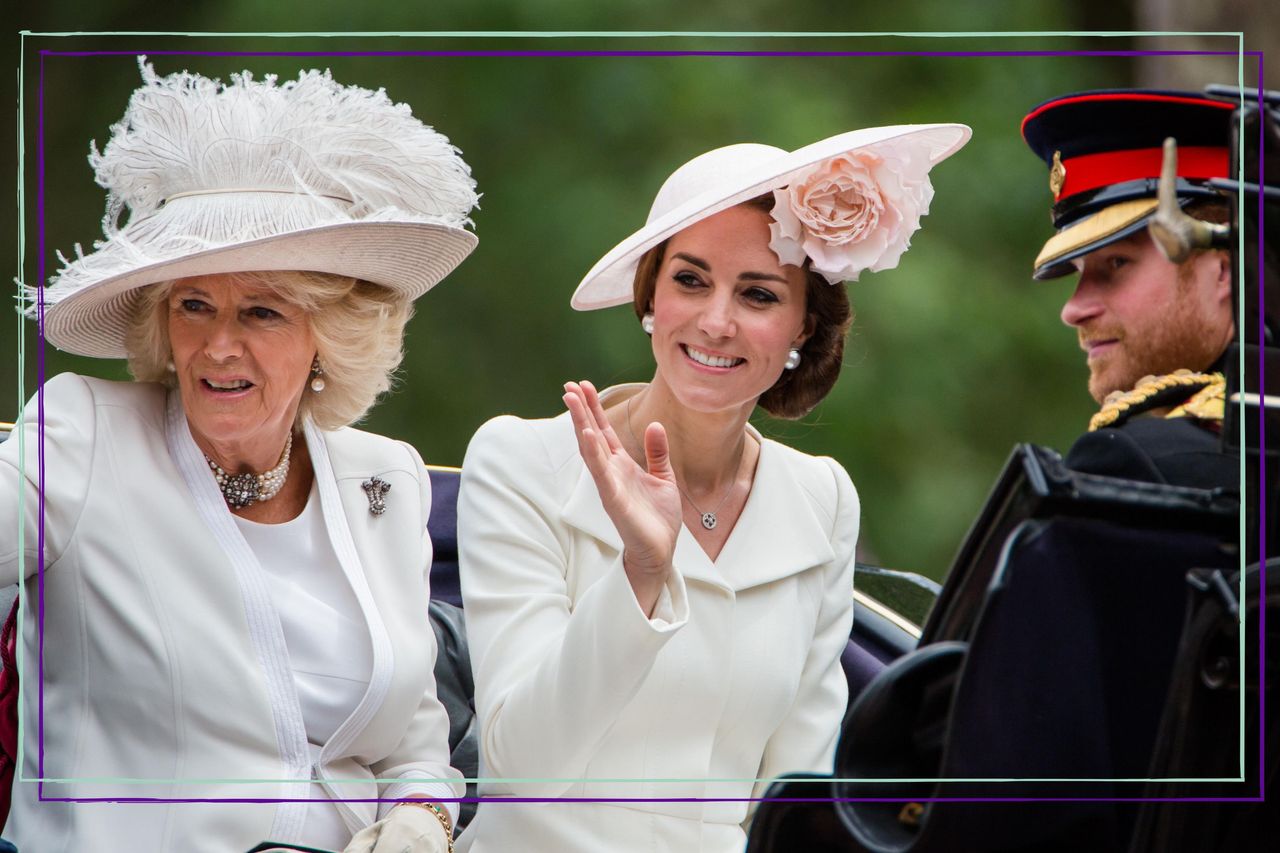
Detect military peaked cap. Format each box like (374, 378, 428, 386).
(1021, 89, 1235, 279)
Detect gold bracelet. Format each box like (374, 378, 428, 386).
(397, 799, 455, 853)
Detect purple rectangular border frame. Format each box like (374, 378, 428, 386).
(27, 43, 1266, 809)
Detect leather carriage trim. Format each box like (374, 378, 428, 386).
(853, 589, 922, 639)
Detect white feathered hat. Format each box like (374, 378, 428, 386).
(32, 59, 481, 358)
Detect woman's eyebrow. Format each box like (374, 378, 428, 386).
(741, 271, 788, 284)
(248, 293, 287, 304)
(673, 252, 788, 284)
(672, 252, 711, 271)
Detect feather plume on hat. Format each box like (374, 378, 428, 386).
(30, 57, 481, 358)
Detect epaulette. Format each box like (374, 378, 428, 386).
(1166, 378, 1226, 423)
(1088, 370, 1225, 432)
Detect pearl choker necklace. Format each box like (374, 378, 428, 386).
(205, 433, 293, 509)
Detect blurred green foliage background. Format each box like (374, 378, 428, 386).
(3, 15, 1262, 582)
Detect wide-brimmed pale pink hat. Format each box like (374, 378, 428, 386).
(31, 59, 480, 358)
(571, 123, 971, 311)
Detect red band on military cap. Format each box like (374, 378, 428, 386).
(1020, 92, 1235, 135)
(1055, 145, 1228, 200)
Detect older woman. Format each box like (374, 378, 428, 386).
(1, 61, 476, 853)
(456, 125, 969, 852)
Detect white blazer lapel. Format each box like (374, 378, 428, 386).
(306, 423, 393, 830)
(553, 396, 834, 592)
(559, 462, 623, 551)
(714, 441, 837, 591)
(560, 454, 734, 592)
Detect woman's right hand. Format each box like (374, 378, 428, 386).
(563, 381, 681, 614)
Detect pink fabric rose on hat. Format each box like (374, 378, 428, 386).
(768, 142, 936, 284)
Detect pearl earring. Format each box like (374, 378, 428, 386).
(641, 312, 655, 335)
(165, 358, 176, 373)
(784, 348, 802, 370)
(310, 357, 326, 392)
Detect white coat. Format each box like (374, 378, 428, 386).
(456, 384, 858, 853)
(0, 373, 461, 852)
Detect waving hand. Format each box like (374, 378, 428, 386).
(562, 381, 681, 613)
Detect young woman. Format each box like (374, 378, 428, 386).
(457, 124, 969, 852)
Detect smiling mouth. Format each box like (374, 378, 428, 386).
(682, 345, 745, 369)
(1083, 340, 1119, 359)
(202, 378, 254, 393)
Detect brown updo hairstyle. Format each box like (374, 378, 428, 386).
(631, 194, 853, 419)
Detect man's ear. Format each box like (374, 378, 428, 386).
(1212, 249, 1232, 305)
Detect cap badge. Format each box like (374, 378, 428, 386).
(1049, 150, 1067, 199)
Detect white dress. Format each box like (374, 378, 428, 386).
(456, 384, 858, 853)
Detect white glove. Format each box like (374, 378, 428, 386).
(342, 804, 451, 853)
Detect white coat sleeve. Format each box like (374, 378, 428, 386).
(1, 373, 95, 586)
(746, 457, 858, 810)
(458, 415, 689, 796)
(372, 441, 465, 823)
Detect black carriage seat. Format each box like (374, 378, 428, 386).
(746, 444, 1242, 853)
(425, 467, 464, 609)
(422, 467, 475, 828)
(823, 446, 1240, 853)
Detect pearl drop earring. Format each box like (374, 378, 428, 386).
(784, 348, 802, 370)
(641, 312, 655, 335)
(310, 357, 326, 392)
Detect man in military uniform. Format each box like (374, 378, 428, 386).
(1022, 90, 1239, 491)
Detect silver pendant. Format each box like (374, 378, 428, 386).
(362, 476, 391, 516)
(701, 512, 717, 530)
(224, 472, 261, 508)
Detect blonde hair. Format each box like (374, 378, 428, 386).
(125, 270, 414, 430)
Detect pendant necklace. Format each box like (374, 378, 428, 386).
(205, 432, 293, 509)
(625, 396, 740, 531)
